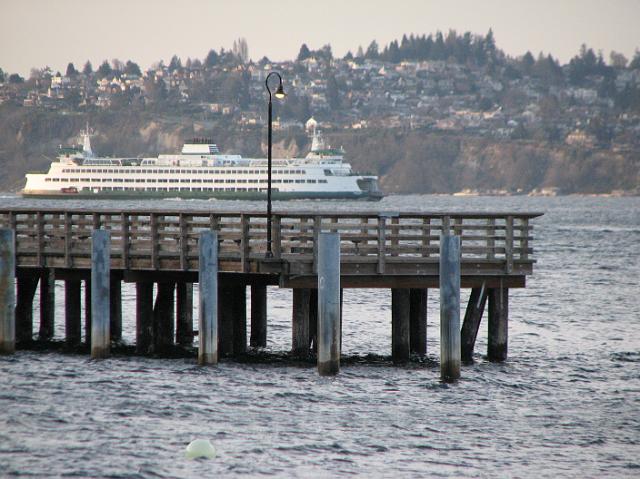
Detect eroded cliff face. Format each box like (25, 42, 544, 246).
(0, 109, 638, 195)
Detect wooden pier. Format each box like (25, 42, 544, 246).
(0, 207, 542, 373)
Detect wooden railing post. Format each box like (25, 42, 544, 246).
(240, 214, 250, 273)
(505, 216, 514, 274)
(422, 217, 431, 257)
(377, 216, 386, 274)
(64, 212, 72, 268)
(272, 215, 282, 259)
(520, 218, 529, 261)
(487, 218, 496, 260)
(150, 213, 158, 270)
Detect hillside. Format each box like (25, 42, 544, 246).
(0, 106, 638, 195)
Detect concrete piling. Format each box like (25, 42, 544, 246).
(16, 276, 38, 344)
(0, 229, 16, 354)
(317, 232, 340, 376)
(440, 234, 461, 381)
(198, 230, 218, 365)
(90, 230, 110, 359)
(153, 282, 175, 353)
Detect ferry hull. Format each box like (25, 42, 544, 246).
(21, 189, 384, 201)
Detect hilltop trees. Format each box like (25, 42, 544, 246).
(82, 61, 93, 75)
(97, 60, 112, 79)
(66, 63, 77, 77)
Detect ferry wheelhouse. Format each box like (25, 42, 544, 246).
(22, 129, 382, 201)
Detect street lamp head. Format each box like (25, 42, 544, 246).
(274, 84, 286, 99)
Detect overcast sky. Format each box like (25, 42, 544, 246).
(1, 0, 639, 76)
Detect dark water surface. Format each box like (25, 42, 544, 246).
(1, 195, 639, 478)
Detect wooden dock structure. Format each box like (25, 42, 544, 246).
(0, 207, 542, 373)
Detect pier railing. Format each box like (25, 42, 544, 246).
(0, 209, 542, 277)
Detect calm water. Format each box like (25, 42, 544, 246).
(1, 195, 639, 478)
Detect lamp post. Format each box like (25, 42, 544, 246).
(265, 71, 285, 258)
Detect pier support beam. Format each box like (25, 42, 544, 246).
(39, 269, 55, 341)
(135, 282, 154, 354)
(90, 230, 110, 359)
(250, 284, 267, 348)
(409, 288, 428, 356)
(64, 279, 82, 347)
(292, 288, 311, 358)
(16, 275, 38, 344)
(176, 282, 194, 347)
(109, 277, 122, 343)
(391, 288, 411, 363)
(317, 232, 340, 376)
(488, 284, 509, 362)
(0, 229, 16, 354)
(461, 286, 488, 362)
(440, 235, 461, 382)
(153, 282, 175, 354)
(198, 231, 218, 365)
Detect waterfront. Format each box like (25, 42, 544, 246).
(1, 195, 639, 477)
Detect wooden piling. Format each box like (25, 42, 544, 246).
(218, 284, 234, 355)
(292, 288, 311, 358)
(64, 279, 81, 347)
(16, 275, 38, 344)
(309, 289, 318, 353)
(135, 282, 154, 354)
(440, 234, 461, 381)
(39, 269, 55, 341)
(409, 288, 428, 356)
(84, 278, 91, 344)
(488, 283, 509, 362)
(198, 230, 218, 365)
(176, 282, 194, 346)
(250, 284, 267, 348)
(153, 282, 175, 353)
(317, 232, 340, 376)
(461, 285, 488, 362)
(391, 288, 411, 363)
(109, 277, 122, 342)
(90, 230, 110, 359)
(232, 285, 247, 355)
(0, 229, 16, 354)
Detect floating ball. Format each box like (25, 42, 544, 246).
(185, 439, 216, 459)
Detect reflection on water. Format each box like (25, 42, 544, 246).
(1, 195, 639, 477)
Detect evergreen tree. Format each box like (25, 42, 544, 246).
(66, 62, 77, 77)
(297, 43, 311, 62)
(343, 51, 354, 61)
(82, 61, 93, 75)
(326, 74, 340, 109)
(204, 49, 219, 68)
(365, 40, 379, 60)
(97, 60, 112, 79)
(630, 50, 640, 70)
(168, 54, 182, 72)
(0, 67, 4, 83)
(125, 60, 142, 76)
(387, 40, 401, 63)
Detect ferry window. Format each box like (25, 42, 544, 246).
(260, 179, 268, 183)
(307, 180, 316, 183)
(295, 180, 304, 183)
(169, 179, 178, 183)
(45, 178, 51, 182)
(324, 169, 333, 176)
(319, 179, 328, 183)
(272, 180, 281, 184)
(152, 170, 158, 174)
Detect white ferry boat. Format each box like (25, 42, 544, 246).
(22, 128, 382, 201)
